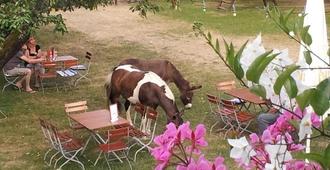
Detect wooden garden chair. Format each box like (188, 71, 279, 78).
(221, 99, 255, 136)
(128, 107, 158, 161)
(206, 93, 235, 137)
(95, 127, 132, 169)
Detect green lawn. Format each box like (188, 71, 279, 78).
(0, 1, 329, 170)
(0, 27, 236, 169)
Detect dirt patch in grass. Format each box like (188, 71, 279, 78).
(61, 3, 299, 74)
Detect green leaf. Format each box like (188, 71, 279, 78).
(250, 84, 266, 99)
(273, 64, 300, 95)
(316, 78, 330, 100)
(215, 38, 220, 53)
(300, 26, 312, 46)
(207, 32, 212, 41)
(232, 41, 248, 80)
(304, 33, 312, 46)
(303, 50, 312, 65)
(246, 50, 273, 83)
(324, 143, 330, 168)
(296, 153, 326, 169)
(228, 43, 235, 67)
(283, 9, 294, 24)
(322, 116, 330, 131)
(235, 40, 248, 61)
(310, 88, 329, 116)
(284, 76, 298, 98)
(296, 89, 314, 111)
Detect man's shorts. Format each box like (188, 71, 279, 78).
(5, 67, 30, 76)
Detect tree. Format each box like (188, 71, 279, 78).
(0, 0, 114, 69)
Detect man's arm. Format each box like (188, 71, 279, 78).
(20, 54, 44, 64)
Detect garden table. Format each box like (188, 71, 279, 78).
(68, 109, 129, 165)
(68, 109, 129, 144)
(223, 88, 269, 112)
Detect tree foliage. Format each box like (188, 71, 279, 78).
(0, 0, 114, 68)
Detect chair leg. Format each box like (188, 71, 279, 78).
(94, 151, 103, 166)
(43, 148, 54, 166)
(0, 110, 7, 119)
(81, 136, 92, 155)
(104, 153, 112, 170)
(210, 121, 220, 134)
(133, 143, 149, 162)
(58, 149, 84, 170)
(124, 151, 133, 170)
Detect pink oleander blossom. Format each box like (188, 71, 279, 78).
(186, 124, 208, 154)
(152, 122, 225, 170)
(286, 160, 322, 170)
(176, 155, 227, 170)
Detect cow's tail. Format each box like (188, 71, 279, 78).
(104, 72, 113, 107)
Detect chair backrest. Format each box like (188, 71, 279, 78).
(64, 101, 88, 128)
(133, 103, 146, 125)
(85, 52, 92, 70)
(219, 99, 236, 115)
(107, 126, 129, 143)
(41, 61, 58, 75)
(39, 118, 49, 139)
(65, 101, 88, 114)
(143, 107, 158, 137)
(206, 93, 221, 114)
(216, 80, 236, 91)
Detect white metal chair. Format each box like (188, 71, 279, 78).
(95, 127, 132, 169)
(48, 122, 85, 170)
(2, 69, 21, 93)
(38, 118, 78, 168)
(206, 93, 234, 137)
(217, 0, 237, 15)
(128, 107, 158, 161)
(71, 52, 92, 86)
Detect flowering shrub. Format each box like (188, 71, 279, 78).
(190, 7, 330, 169)
(227, 107, 322, 169)
(151, 122, 227, 170)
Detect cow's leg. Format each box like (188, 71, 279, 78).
(109, 88, 122, 112)
(126, 104, 133, 125)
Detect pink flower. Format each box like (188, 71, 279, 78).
(213, 156, 227, 170)
(178, 122, 192, 141)
(261, 130, 273, 144)
(249, 133, 260, 144)
(286, 160, 322, 170)
(176, 155, 212, 170)
(294, 107, 321, 128)
(193, 124, 208, 147)
(186, 124, 208, 154)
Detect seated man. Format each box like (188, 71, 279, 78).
(3, 44, 44, 93)
(257, 107, 281, 135)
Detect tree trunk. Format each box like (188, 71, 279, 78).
(0, 30, 30, 69)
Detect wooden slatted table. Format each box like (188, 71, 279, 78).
(69, 109, 129, 144)
(223, 88, 269, 111)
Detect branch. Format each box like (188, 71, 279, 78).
(268, 10, 330, 67)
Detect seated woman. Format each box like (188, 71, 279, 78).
(26, 36, 46, 87)
(3, 44, 44, 93)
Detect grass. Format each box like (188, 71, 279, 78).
(157, 0, 330, 36)
(0, 26, 236, 169)
(1, 1, 329, 169)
